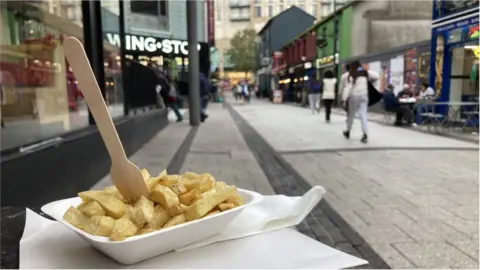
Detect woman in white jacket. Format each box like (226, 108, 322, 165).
(322, 70, 337, 122)
(341, 61, 378, 143)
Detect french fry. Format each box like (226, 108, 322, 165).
(158, 175, 180, 186)
(181, 172, 200, 180)
(179, 189, 201, 206)
(78, 191, 125, 219)
(79, 201, 106, 217)
(225, 194, 245, 206)
(140, 168, 151, 181)
(170, 182, 188, 195)
(103, 186, 127, 203)
(63, 206, 89, 230)
(130, 196, 154, 227)
(184, 174, 215, 193)
(170, 204, 188, 216)
(146, 170, 167, 192)
(185, 186, 237, 221)
(86, 216, 115, 237)
(110, 215, 138, 241)
(163, 214, 186, 228)
(138, 228, 156, 235)
(205, 210, 220, 217)
(218, 203, 235, 211)
(145, 205, 171, 230)
(150, 185, 180, 215)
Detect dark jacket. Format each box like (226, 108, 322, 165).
(383, 90, 399, 112)
(199, 73, 210, 97)
(307, 80, 322, 94)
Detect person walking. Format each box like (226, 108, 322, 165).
(322, 70, 337, 122)
(341, 61, 378, 143)
(199, 72, 210, 122)
(165, 74, 183, 122)
(307, 75, 322, 114)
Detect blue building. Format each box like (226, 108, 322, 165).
(430, 0, 479, 104)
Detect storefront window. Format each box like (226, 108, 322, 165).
(435, 35, 444, 95)
(101, 1, 124, 118)
(1, 1, 88, 150)
(450, 43, 479, 99)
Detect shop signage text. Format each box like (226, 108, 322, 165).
(105, 33, 201, 55)
(434, 16, 479, 33)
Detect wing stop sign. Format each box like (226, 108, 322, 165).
(105, 33, 202, 56)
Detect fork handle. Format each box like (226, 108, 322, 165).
(63, 37, 127, 164)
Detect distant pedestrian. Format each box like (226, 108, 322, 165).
(322, 70, 337, 122)
(165, 74, 183, 122)
(199, 72, 210, 122)
(307, 75, 322, 114)
(341, 61, 379, 143)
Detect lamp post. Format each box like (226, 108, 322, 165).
(186, 0, 201, 125)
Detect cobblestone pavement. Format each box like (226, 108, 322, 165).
(229, 97, 479, 269)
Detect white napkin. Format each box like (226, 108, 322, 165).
(177, 186, 326, 251)
(20, 205, 368, 269)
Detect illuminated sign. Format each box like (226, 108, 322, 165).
(105, 33, 202, 55)
(468, 25, 480, 40)
(316, 55, 334, 67)
(474, 47, 480, 58)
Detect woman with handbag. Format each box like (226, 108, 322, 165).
(341, 61, 378, 143)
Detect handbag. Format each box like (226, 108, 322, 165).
(367, 81, 383, 106)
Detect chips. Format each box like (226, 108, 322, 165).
(63, 169, 245, 241)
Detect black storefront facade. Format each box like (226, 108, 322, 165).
(0, 1, 203, 208)
(104, 32, 210, 106)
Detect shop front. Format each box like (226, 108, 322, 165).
(315, 54, 338, 79)
(430, 1, 479, 106)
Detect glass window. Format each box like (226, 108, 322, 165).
(216, 8, 222, 21)
(101, 1, 124, 118)
(1, 1, 88, 150)
(268, 5, 273, 17)
(311, 3, 317, 16)
(450, 44, 479, 97)
(320, 6, 329, 17)
(254, 6, 262, 18)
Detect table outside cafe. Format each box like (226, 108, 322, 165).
(389, 97, 479, 135)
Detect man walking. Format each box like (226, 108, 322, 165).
(199, 72, 210, 122)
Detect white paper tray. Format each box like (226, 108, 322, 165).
(41, 189, 263, 265)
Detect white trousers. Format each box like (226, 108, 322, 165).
(346, 95, 368, 134)
(308, 93, 321, 113)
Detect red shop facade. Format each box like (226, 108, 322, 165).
(272, 31, 316, 102)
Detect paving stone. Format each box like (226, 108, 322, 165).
(355, 208, 415, 227)
(355, 225, 415, 244)
(449, 205, 479, 221)
(395, 219, 472, 243)
(394, 241, 479, 269)
(368, 242, 416, 269)
(447, 240, 480, 261)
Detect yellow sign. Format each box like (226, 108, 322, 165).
(316, 55, 334, 67)
(474, 47, 480, 58)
